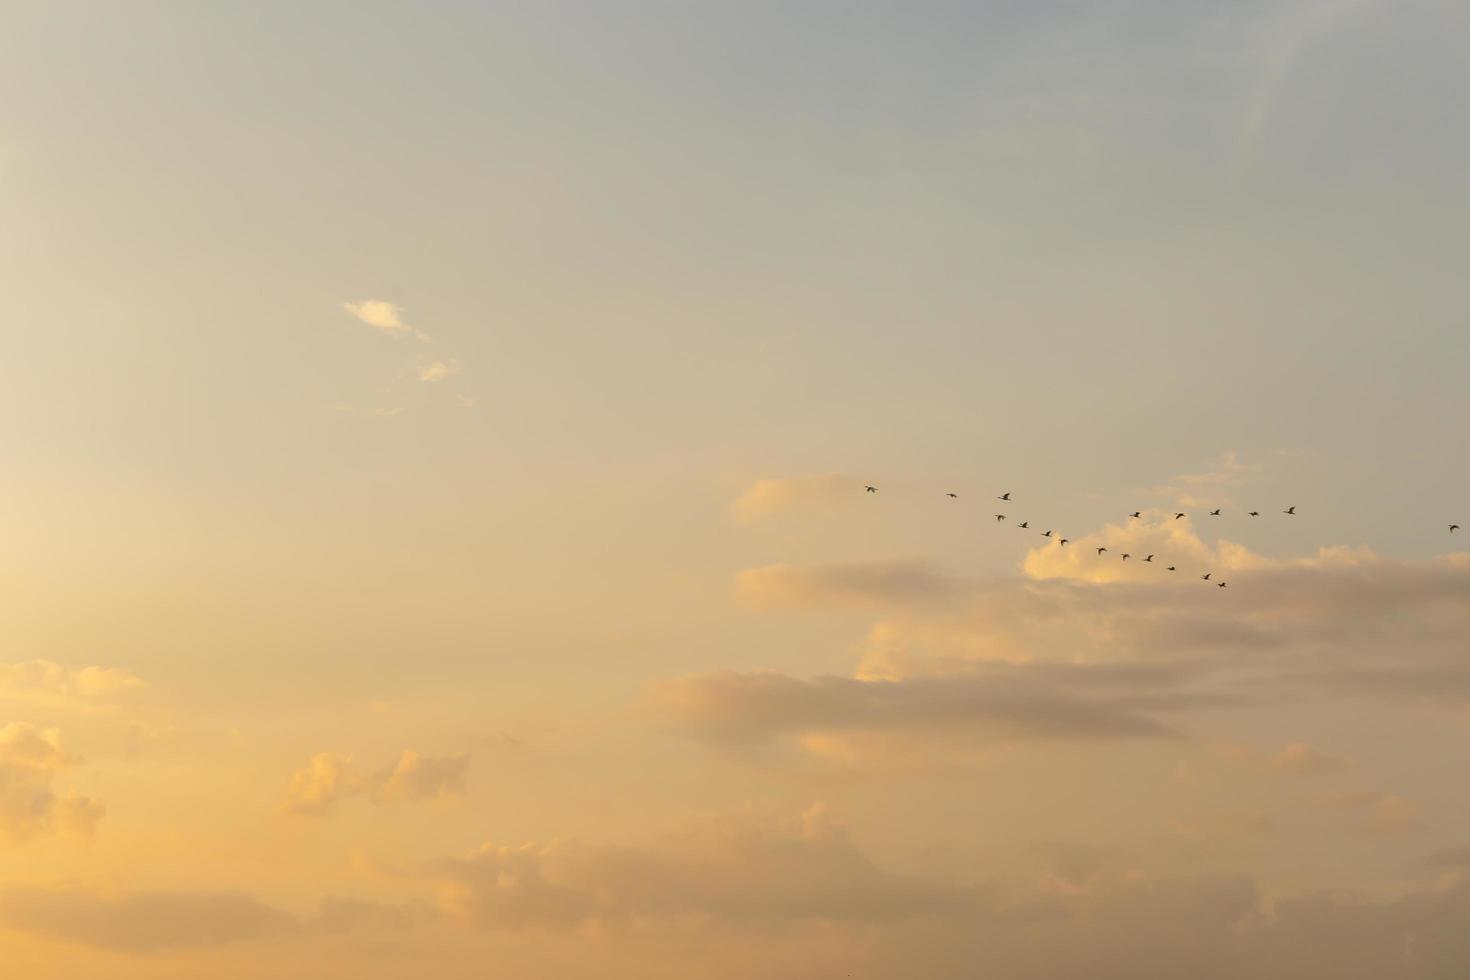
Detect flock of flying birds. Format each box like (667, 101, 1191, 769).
(860, 485, 1462, 590)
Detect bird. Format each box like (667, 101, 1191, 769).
(1097, 547, 1108, 555)
(865, 486, 877, 493)
(1060, 539, 1070, 546)
(1018, 521, 1030, 529)
(1166, 566, 1176, 571)
(946, 492, 958, 498)
(1248, 511, 1260, 517)
(998, 492, 1011, 501)
(995, 514, 1006, 522)
(1174, 513, 1186, 520)
(1121, 553, 1131, 561)
(1217, 581, 1228, 588)
(1451, 525, 1460, 533)
(1130, 512, 1142, 519)
(1283, 506, 1296, 515)
(1144, 555, 1154, 562)
(1209, 509, 1221, 516)
(1042, 530, 1053, 537)
(1201, 573, 1212, 581)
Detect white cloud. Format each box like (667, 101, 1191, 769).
(342, 299, 432, 341)
(417, 359, 462, 383)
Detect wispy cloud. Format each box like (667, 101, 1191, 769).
(731, 474, 862, 522)
(417, 359, 462, 383)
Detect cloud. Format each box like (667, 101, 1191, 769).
(281, 752, 361, 816)
(342, 299, 431, 341)
(0, 886, 415, 952)
(731, 475, 862, 522)
(1210, 741, 1346, 777)
(283, 750, 469, 816)
(1266, 741, 1345, 776)
(1235, 0, 1379, 166)
(417, 359, 462, 383)
(373, 750, 469, 805)
(412, 804, 1470, 978)
(735, 560, 961, 610)
(648, 663, 1217, 762)
(0, 886, 297, 951)
(1320, 790, 1421, 836)
(867, 866, 1470, 980)
(0, 661, 144, 707)
(0, 722, 104, 843)
(429, 804, 962, 931)
(679, 522, 1470, 772)
(1140, 451, 1267, 508)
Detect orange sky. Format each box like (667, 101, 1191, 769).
(4, 2, 1470, 977)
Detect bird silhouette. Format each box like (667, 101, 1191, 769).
(1174, 513, 1186, 520)
(1167, 566, 1176, 571)
(1283, 506, 1296, 515)
(1060, 539, 1070, 546)
(1042, 530, 1053, 537)
(1451, 525, 1460, 533)
(1248, 511, 1260, 517)
(865, 486, 877, 493)
(998, 492, 1011, 501)
(1201, 573, 1212, 581)
(1144, 555, 1154, 562)
(1130, 512, 1142, 519)
(1217, 581, 1227, 588)
(1209, 509, 1221, 516)
(1018, 521, 1030, 529)
(1121, 553, 1131, 561)
(946, 492, 958, 498)
(995, 514, 1006, 522)
(1097, 547, 1108, 555)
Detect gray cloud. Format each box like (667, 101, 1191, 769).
(649, 663, 1227, 753)
(0, 887, 297, 951)
(430, 805, 963, 931)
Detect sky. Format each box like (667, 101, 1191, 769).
(2, 1, 1469, 976)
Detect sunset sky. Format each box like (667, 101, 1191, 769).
(3, 2, 1470, 976)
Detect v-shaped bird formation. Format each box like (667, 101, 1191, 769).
(856, 485, 1464, 591)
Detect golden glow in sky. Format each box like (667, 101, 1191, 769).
(3, 2, 1470, 977)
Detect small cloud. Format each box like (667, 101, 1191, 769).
(281, 752, 361, 816)
(283, 750, 469, 816)
(0, 661, 144, 705)
(731, 475, 862, 523)
(736, 560, 961, 610)
(372, 750, 468, 805)
(417, 359, 462, 383)
(1209, 740, 1345, 777)
(1320, 790, 1420, 836)
(343, 299, 432, 342)
(1267, 741, 1344, 776)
